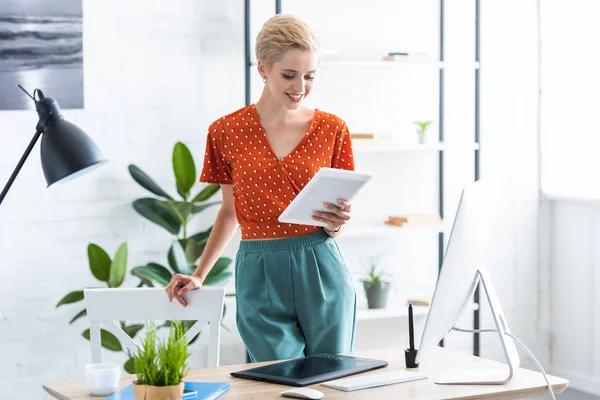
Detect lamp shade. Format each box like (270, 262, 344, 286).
(36, 93, 106, 187)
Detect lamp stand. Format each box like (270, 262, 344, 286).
(0, 128, 44, 206)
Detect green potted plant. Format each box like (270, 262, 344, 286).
(414, 120, 433, 145)
(361, 255, 392, 309)
(133, 321, 189, 400)
(127, 141, 233, 367)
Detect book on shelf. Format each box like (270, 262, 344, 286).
(407, 296, 432, 306)
(384, 214, 442, 227)
(383, 54, 409, 61)
(350, 133, 375, 139)
(382, 51, 433, 62)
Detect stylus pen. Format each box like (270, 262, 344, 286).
(409, 304, 415, 351)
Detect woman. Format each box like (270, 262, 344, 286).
(165, 14, 356, 362)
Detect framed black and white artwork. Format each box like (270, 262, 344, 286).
(0, 0, 83, 111)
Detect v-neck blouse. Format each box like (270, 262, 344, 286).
(199, 104, 355, 240)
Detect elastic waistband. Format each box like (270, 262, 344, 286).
(238, 229, 330, 252)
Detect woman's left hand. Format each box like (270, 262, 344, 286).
(312, 199, 352, 231)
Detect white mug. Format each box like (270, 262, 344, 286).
(85, 363, 121, 396)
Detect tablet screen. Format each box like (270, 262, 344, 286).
(231, 353, 388, 386)
(250, 355, 360, 379)
(278, 168, 372, 227)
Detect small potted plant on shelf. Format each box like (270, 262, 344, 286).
(361, 254, 392, 309)
(133, 321, 189, 400)
(414, 120, 434, 144)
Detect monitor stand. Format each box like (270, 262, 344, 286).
(435, 268, 521, 385)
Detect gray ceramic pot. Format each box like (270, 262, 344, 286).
(363, 281, 391, 309)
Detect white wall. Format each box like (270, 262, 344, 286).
(0, 0, 544, 398)
(540, 0, 600, 199)
(476, 0, 547, 366)
(540, 1, 600, 395)
(545, 198, 600, 395)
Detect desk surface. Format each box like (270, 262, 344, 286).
(43, 346, 568, 400)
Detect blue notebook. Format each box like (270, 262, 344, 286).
(105, 381, 230, 400)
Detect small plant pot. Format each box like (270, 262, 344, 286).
(363, 282, 391, 309)
(133, 381, 184, 400)
(418, 133, 427, 145)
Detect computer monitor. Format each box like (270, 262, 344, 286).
(415, 180, 521, 384)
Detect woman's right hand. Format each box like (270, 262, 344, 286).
(165, 274, 203, 307)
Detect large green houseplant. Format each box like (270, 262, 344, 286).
(127, 142, 231, 289)
(127, 142, 234, 355)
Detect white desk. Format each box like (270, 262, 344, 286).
(44, 346, 568, 399)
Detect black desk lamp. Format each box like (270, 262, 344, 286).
(0, 86, 107, 205)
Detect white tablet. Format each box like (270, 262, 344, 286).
(278, 168, 372, 227)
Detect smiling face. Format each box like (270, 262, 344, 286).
(259, 48, 319, 110)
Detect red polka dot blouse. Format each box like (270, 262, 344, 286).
(199, 104, 355, 240)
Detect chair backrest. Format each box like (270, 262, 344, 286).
(84, 287, 225, 368)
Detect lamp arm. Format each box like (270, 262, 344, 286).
(0, 128, 44, 206)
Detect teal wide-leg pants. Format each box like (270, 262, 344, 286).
(235, 229, 356, 362)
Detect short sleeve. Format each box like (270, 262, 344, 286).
(331, 122, 355, 171)
(199, 123, 233, 184)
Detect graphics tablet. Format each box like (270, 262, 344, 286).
(278, 168, 372, 227)
(230, 353, 388, 387)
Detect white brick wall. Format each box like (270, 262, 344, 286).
(0, 0, 544, 398)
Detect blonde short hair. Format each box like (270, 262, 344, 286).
(255, 14, 319, 69)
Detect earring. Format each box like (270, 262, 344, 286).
(263, 78, 267, 84)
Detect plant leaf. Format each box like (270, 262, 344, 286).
(133, 198, 181, 235)
(172, 142, 196, 198)
(82, 328, 123, 352)
(123, 324, 144, 338)
(202, 257, 232, 286)
(176, 184, 187, 200)
(108, 242, 128, 288)
(87, 244, 111, 282)
(124, 357, 136, 374)
(183, 238, 206, 264)
(56, 290, 84, 307)
(189, 227, 212, 244)
(191, 184, 220, 203)
(69, 309, 87, 324)
(192, 201, 221, 214)
(137, 278, 154, 287)
(128, 164, 172, 199)
(165, 200, 194, 224)
(168, 241, 193, 275)
(131, 263, 173, 286)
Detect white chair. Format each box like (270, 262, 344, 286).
(83, 287, 225, 367)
